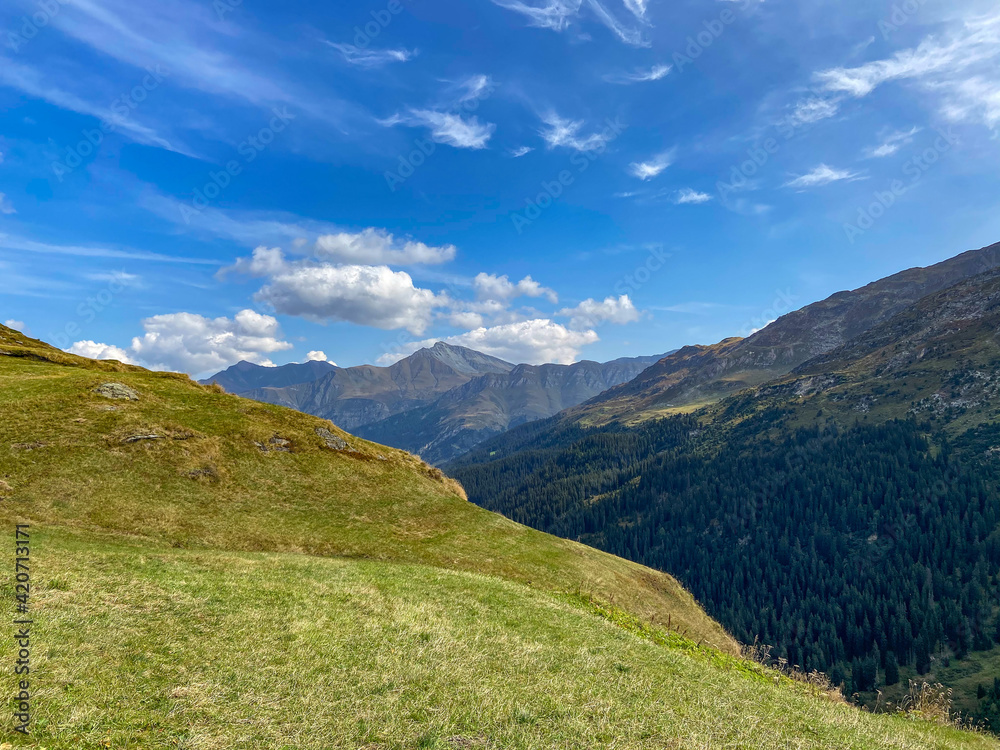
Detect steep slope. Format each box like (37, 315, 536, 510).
(356, 354, 667, 464)
(574, 240, 1000, 424)
(0, 324, 726, 648)
(2, 323, 996, 750)
(450, 265, 1000, 723)
(217, 342, 515, 431)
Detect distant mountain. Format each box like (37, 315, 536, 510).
(356, 353, 668, 464)
(574, 240, 1000, 424)
(202, 359, 337, 393)
(204, 342, 514, 432)
(203, 344, 667, 463)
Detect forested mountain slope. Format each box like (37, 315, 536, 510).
(450, 265, 1000, 726)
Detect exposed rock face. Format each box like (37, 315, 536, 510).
(95, 383, 139, 401)
(315, 428, 349, 451)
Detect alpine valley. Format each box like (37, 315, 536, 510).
(449, 241, 1000, 727)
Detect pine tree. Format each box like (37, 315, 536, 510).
(885, 652, 900, 687)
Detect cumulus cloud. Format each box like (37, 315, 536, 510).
(325, 42, 416, 67)
(306, 350, 337, 365)
(314, 229, 457, 265)
(540, 113, 613, 151)
(675, 188, 713, 204)
(628, 149, 675, 180)
(4, 319, 29, 334)
(130, 310, 293, 374)
(473, 273, 558, 303)
(226, 247, 445, 335)
(604, 64, 671, 84)
(558, 295, 641, 329)
(784, 164, 866, 189)
(381, 318, 600, 365)
(66, 340, 137, 364)
(0, 193, 16, 215)
(383, 110, 495, 149)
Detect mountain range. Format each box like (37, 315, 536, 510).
(3, 321, 990, 748)
(204, 343, 668, 463)
(449, 240, 1000, 725)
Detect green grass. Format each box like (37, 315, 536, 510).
(5, 526, 998, 750)
(1, 323, 997, 748)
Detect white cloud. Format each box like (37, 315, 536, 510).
(314, 229, 457, 265)
(509, 146, 534, 157)
(540, 113, 612, 151)
(938, 76, 1000, 130)
(325, 42, 416, 67)
(786, 96, 843, 127)
(0, 194, 16, 215)
(628, 149, 675, 180)
(66, 340, 137, 364)
(474, 273, 558, 303)
(226, 247, 445, 335)
(865, 126, 922, 158)
(444, 311, 486, 329)
(305, 350, 337, 365)
(675, 188, 713, 204)
(4, 319, 29, 334)
(558, 295, 640, 329)
(382, 318, 600, 365)
(805, 14, 1000, 129)
(604, 64, 671, 84)
(383, 110, 495, 149)
(83, 270, 145, 288)
(784, 164, 866, 189)
(130, 309, 292, 375)
(491, 0, 649, 46)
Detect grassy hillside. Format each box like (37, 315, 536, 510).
(0, 324, 726, 649)
(2, 323, 997, 748)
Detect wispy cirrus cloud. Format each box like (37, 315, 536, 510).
(491, 0, 650, 46)
(604, 63, 671, 84)
(674, 188, 713, 204)
(540, 113, 612, 151)
(324, 42, 416, 67)
(865, 126, 921, 158)
(784, 164, 866, 189)
(628, 149, 675, 180)
(381, 109, 496, 149)
(792, 13, 1000, 128)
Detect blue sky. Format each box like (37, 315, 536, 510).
(1, 0, 999, 377)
